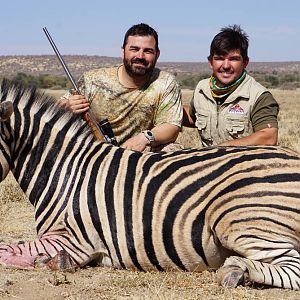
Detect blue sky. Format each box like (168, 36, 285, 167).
(1, 0, 299, 62)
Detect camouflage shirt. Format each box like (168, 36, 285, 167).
(64, 65, 182, 145)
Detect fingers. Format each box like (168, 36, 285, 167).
(69, 101, 90, 114)
(121, 134, 148, 152)
(67, 95, 90, 114)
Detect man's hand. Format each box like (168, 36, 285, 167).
(219, 127, 278, 146)
(182, 104, 196, 128)
(122, 133, 149, 152)
(59, 94, 90, 114)
(122, 124, 180, 152)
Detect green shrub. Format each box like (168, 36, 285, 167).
(9, 73, 70, 89)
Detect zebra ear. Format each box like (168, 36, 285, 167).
(0, 100, 13, 121)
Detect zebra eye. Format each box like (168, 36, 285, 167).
(0, 100, 13, 121)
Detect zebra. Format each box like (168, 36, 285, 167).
(0, 79, 300, 290)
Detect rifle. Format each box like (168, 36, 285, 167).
(42, 27, 118, 146)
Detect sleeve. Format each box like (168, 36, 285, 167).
(153, 75, 183, 128)
(251, 92, 279, 131)
(60, 90, 72, 100)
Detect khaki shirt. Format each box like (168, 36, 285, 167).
(190, 74, 279, 147)
(64, 66, 183, 145)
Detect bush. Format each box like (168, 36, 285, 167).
(9, 73, 70, 89)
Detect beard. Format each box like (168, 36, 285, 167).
(123, 57, 156, 77)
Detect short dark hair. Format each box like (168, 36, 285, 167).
(208, 24, 249, 61)
(122, 23, 159, 51)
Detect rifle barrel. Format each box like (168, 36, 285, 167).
(42, 27, 79, 93)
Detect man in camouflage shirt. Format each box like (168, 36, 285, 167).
(61, 23, 183, 152)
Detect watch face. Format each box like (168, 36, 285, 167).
(143, 130, 154, 142)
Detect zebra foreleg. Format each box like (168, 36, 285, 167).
(217, 251, 300, 290)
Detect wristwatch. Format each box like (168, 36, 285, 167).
(142, 130, 155, 145)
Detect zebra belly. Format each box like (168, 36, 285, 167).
(101, 221, 229, 272)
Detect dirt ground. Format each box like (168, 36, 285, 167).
(1, 176, 300, 300)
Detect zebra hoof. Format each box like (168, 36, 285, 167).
(47, 250, 77, 272)
(34, 250, 76, 272)
(217, 264, 245, 288)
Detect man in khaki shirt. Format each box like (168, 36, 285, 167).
(61, 23, 183, 152)
(183, 25, 279, 147)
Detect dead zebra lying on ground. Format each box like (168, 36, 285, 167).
(0, 79, 300, 290)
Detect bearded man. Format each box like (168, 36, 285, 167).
(60, 23, 183, 152)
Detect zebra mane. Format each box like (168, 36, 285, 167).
(0, 78, 94, 143)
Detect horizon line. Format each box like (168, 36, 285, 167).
(0, 54, 299, 64)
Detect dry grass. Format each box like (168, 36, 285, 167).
(0, 89, 300, 299)
(274, 89, 300, 153)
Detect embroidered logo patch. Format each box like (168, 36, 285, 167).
(228, 104, 244, 114)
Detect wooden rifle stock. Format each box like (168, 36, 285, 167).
(83, 110, 106, 142)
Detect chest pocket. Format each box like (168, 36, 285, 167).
(225, 116, 247, 138)
(195, 111, 212, 141)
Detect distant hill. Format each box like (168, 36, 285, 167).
(1, 55, 300, 78)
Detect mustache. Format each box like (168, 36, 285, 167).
(131, 58, 147, 65)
